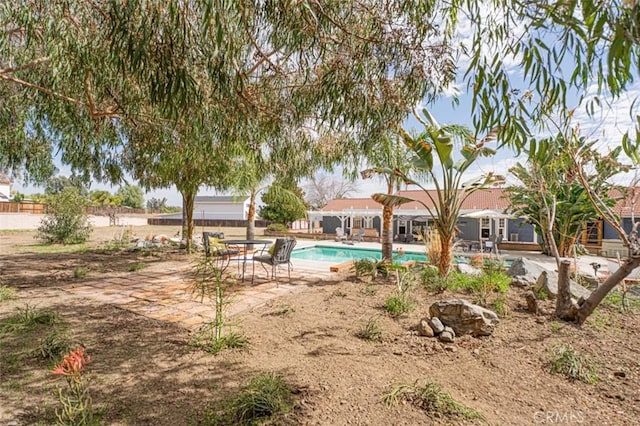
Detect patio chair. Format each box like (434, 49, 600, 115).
(202, 232, 239, 271)
(335, 227, 348, 241)
(252, 237, 297, 285)
(352, 228, 366, 242)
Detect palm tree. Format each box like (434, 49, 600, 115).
(361, 133, 421, 262)
(373, 110, 503, 276)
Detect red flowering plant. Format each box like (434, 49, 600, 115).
(51, 347, 94, 425)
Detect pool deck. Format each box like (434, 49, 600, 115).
(290, 238, 610, 279)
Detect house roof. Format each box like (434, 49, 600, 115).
(195, 195, 249, 203)
(0, 173, 12, 185)
(321, 188, 510, 212)
(320, 187, 640, 217)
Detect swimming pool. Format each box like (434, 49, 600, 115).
(291, 245, 427, 263)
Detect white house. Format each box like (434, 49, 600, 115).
(0, 173, 11, 202)
(193, 195, 250, 220)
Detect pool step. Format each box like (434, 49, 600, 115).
(329, 260, 355, 272)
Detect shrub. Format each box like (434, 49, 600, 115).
(383, 380, 484, 421)
(37, 330, 72, 361)
(205, 373, 295, 424)
(1, 305, 59, 334)
(383, 294, 415, 318)
(37, 187, 92, 244)
(355, 317, 383, 342)
(266, 223, 289, 233)
(420, 265, 446, 293)
(73, 267, 88, 279)
(549, 344, 599, 384)
(0, 285, 17, 302)
(51, 347, 94, 425)
(491, 296, 509, 317)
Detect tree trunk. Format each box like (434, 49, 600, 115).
(556, 260, 577, 320)
(181, 190, 195, 253)
(381, 205, 394, 262)
(574, 257, 640, 324)
(438, 234, 453, 277)
(246, 188, 257, 248)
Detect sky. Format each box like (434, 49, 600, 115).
(12, 9, 640, 207)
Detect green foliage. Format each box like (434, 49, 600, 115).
(12, 192, 24, 202)
(258, 184, 307, 225)
(383, 380, 484, 421)
(373, 111, 503, 277)
(189, 256, 247, 355)
(36, 330, 72, 361)
(73, 267, 88, 279)
(127, 262, 147, 272)
(420, 265, 447, 293)
(0, 305, 59, 335)
(603, 291, 640, 313)
(445, 270, 511, 307)
(45, 176, 89, 197)
(204, 373, 295, 425)
(0, 285, 17, 302)
(117, 184, 144, 209)
(266, 223, 289, 233)
(37, 187, 92, 245)
(506, 134, 626, 257)
(146, 197, 167, 211)
(383, 294, 415, 318)
(549, 344, 599, 384)
(355, 317, 383, 343)
(89, 190, 122, 207)
(491, 296, 509, 318)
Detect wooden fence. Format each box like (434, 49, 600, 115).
(148, 217, 271, 228)
(0, 202, 46, 214)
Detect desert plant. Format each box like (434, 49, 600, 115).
(549, 344, 599, 384)
(352, 258, 377, 282)
(189, 256, 247, 355)
(51, 347, 94, 425)
(355, 317, 383, 342)
(73, 267, 88, 279)
(37, 187, 92, 245)
(127, 262, 147, 272)
(383, 294, 415, 318)
(383, 380, 484, 421)
(491, 296, 509, 318)
(421, 228, 443, 270)
(0, 285, 17, 302)
(1, 305, 58, 334)
(205, 373, 295, 425)
(37, 330, 72, 361)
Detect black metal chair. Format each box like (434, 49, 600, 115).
(252, 237, 297, 284)
(202, 232, 239, 272)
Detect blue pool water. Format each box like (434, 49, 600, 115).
(291, 246, 427, 263)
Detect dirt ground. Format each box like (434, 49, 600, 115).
(1, 225, 640, 425)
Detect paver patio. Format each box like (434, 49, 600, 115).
(62, 259, 337, 330)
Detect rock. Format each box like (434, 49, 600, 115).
(524, 290, 539, 315)
(456, 263, 482, 276)
(534, 270, 592, 301)
(511, 276, 532, 288)
(152, 234, 168, 243)
(506, 257, 547, 284)
(439, 330, 455, 343)
(428, 317, 445, 334)
(429, 299, 499, 337)
(444, 345, 457, 352)
(417, 319, 435, 337)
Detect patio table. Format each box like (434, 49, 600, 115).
(223, 239, 272, 282)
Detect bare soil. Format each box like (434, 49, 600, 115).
(1, 225, 640, 425)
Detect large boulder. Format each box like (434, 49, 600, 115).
(535, 270, 592, 301)
(506, 257, 547, 285)
(429, 299, 499, 337)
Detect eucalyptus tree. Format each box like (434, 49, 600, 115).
(373, 111, 503, 276)
(361, 133, 423, 262)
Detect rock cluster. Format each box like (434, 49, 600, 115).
(507, 257, 591, 300)
(417, 299, 499, 343)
